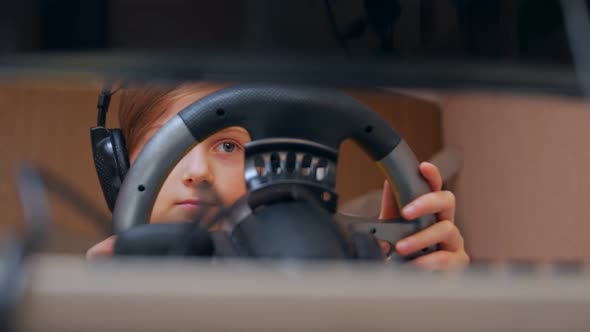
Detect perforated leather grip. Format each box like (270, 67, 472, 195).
(177, 85, 400, 160)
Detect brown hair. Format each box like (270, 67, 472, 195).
(118, 82, 228, 154)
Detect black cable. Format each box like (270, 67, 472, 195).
(324, 0, 351, 55)
(96, 85, 112, 127)
(560, 0, 590, 101)
(364, 0, 401, 53)
(96, 82, 123, 127)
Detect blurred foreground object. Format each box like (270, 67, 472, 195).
(12, 254, 590, 332)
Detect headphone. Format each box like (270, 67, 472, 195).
(90, 84, 129, 213)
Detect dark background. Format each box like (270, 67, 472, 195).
(0, 0, 583, 64)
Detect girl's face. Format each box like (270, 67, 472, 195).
(128, 92, 251, 225)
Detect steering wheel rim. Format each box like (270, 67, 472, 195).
(111, 84, 436, 251)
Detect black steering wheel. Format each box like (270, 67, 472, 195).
(111, 84, 438, 260)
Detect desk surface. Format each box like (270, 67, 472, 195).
(7, 254, 590, 331)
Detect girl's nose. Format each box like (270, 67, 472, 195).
(179, 147, 214, 187)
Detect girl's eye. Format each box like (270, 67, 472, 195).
(216, 141, 238, 153)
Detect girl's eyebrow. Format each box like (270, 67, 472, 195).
(217, 127, 249, 136)
(207, 127, 250, 140)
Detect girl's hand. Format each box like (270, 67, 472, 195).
(86, 235, 116, 259)
(378, 162, 469, 271)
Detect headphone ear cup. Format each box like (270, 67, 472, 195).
(90, 127, 130, 212)
(110, 129, 130, 179)
(350, 232, 385, 260)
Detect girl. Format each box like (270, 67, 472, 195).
(87, 82, 469, 270)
